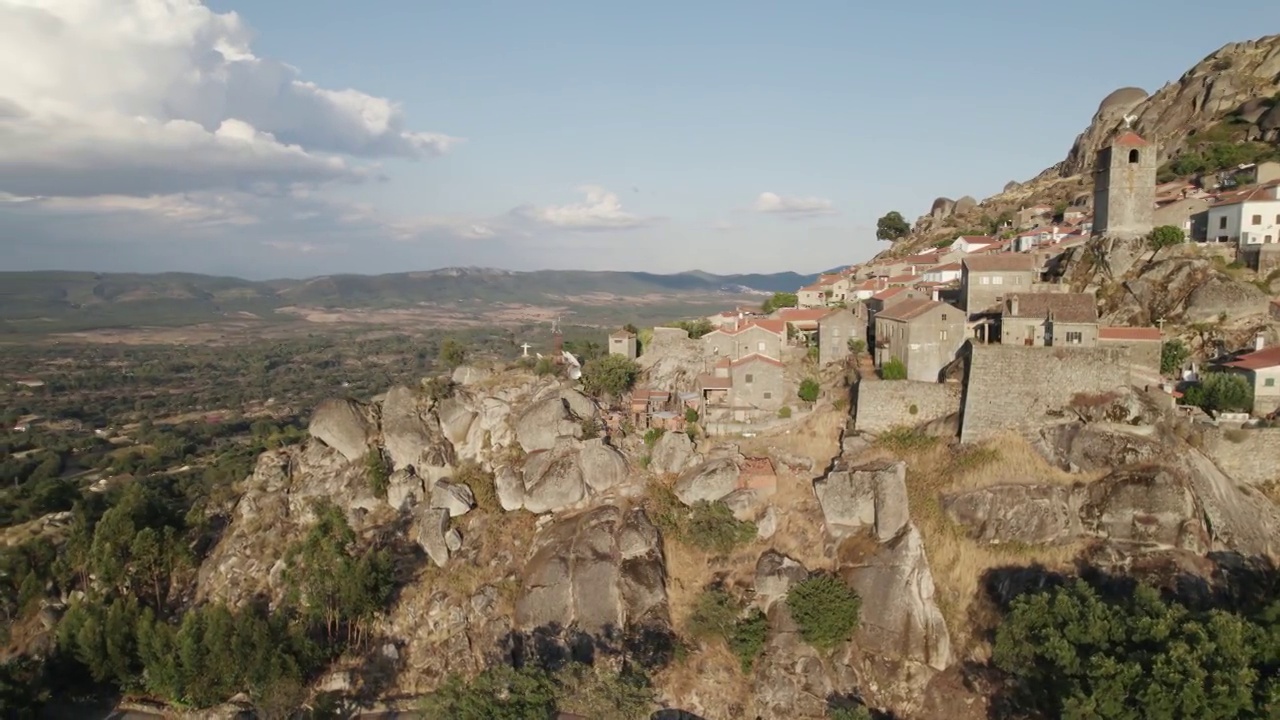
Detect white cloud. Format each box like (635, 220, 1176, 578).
(753, 191, 835, 216)
(511, 185, 656, 231)
(0, 0, 458, 198)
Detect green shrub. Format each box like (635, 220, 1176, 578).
(847, 339, 866, 354)
(876, 426, 937, 453)
(798, 378, 820, 403)
(1160, 339, 1189, 376)
(580, 418, 602, 439)
(684, 407, 699, 423)
(807, 346, 820, 362)
(437, 338, 468, 369)
(1184, 372, 1253, 413)
(828, 705, 873, 720)
(420, 665, 559, 719)
(421, 376, 456, 402)
(786, 575, 861, 652)
(684, 502, 757, 554)
(687, 589, 769, 672)
(777, 406, 792, 419)
(534, 356, 557, 376)
(880, 358, 907, 380)
(582, 354, 640, 398)
(907, 403, 918, 415)
(643, 427, 664, 447)
(364, 448, 389, 499)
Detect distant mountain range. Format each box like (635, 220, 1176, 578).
(0, 268, 819, 332)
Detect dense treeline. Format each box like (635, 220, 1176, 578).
(994, 579, 1280, 718)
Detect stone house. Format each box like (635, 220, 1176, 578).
(818, 307, 866, 365)
(701, 320, 786, 361)
(999, 293, 1099, 347)
(1097, 326, 1163, 374)
(923, 262, 962, 284)
(960, 254, 1037, 315)
(629, 388, 673, 428)
(696, 354, 787, 422)
(776, 307, 832, 341)
(797, 283, 827, 308)
(1222, 343, 1280, 415)
(951, 235, 999, 253)
(608, 329, 637, 359)
(874, 299, 965, 382)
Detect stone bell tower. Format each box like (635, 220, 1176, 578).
(1092, 129, 1157, 240)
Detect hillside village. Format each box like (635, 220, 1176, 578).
(603, 128, 1280, 442)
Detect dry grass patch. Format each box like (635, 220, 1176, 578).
(880, 433, 1087, 656)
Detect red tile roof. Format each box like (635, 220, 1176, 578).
(778, 308, 833, 323)
(697, 374, 732, 389)
(871, 286, 910, 301)
(740, 319, 787, 335)
(876, 299, 953, 322)
(731, 353, 784, 368)
(610, 329, 636, 338)
(962, 255, 1036, 272)
(799, 283, 825, 292)
(1098, 326, 1162, 341)
(1224, 346, 1280, 370)
(1211, 181, 1280, 207)
(1004, 293, 1098, 323)
(1112, 131, 1148, 147)
(929, 262, 962, 272)
(714, 357, 731, 368)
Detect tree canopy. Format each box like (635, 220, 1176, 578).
(581, 354, 640, 398)
(762, 292, 798, 313)
(876, 211, 911, 242)
(1147, 225, 1186, 260)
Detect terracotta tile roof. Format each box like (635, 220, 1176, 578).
(1225, 345, 1280, 370)
(697, 374, 733, 389)
(1211, 181, 1280, 207)
(1003, 292, 1098, 324)
(884, 273, 921, 284)
(962, 255, 1036, 272)
(731, 353, 784, 368)
(610, 329, 635, 338)
(871, 286, 910, 301)
(799, 283, 825, 292)
(714, 357, 731, 368)
(876, 298, 952, 322)
(741, 319, 787, 335)
(740, 457, 776, 475)
(778, 308, 832, 323)
(1098, 326, 1162, 341)
(631, 388, 653, 400)
(929, 262, 962, 272)
(1112, 131, 1148, 147)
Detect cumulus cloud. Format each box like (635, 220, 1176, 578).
(752, 191, 835, 216)
(511, 185, 656, 231)
(0, 0, 458, 198)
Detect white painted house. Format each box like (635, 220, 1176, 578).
(950, 235, 999, 254)
(1206, 183, 1280, 245)
(1013, 226, 1069, 252)
(923, 262, 962, 284)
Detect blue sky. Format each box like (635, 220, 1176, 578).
(3, 1, 1278, 278)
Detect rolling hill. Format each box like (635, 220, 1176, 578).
(0, 267, 817, 333)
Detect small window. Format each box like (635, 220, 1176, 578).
(757, 341, 766, 352)
(1218, 235, 1230, 242)
(981, 277, 991, 285)
(1128, 149, 1139, 164)
(939, 330, 948, 341)
(940, 313, 947, 321)
(1275, 214, 1279, 225)
(1266, 378, 1276, 388)
(992, 276, 1004, 285)
(1220, 216, 1229, 230)
(1268, 236, 1274, 243)
(1253, 214, 1263, 225)
(712, 346, 719, 355)
(763, 391, 772, 399)
(1066, 331, 1083, 344)
(745, 373, 754, 384)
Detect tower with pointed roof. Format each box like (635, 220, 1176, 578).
(1092, 130, 1157, 240)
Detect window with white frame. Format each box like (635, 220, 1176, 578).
(1066, 331, 1083, 344)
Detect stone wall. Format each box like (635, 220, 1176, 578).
(959, 345, 1134, 444)
(1202, 426, 1280, 486)
(855, 380, 962, 433)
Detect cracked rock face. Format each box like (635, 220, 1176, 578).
(514, 505, 668, 637)
(814, 461, 909, 542)
(308, 398, 376, 462)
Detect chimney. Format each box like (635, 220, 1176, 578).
(1256, 334, 1266, 352)
(1009, 295, 1020, 316)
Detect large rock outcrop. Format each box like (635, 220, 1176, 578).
(813, 461, 909, 542)
(1048, 35, 1280, 179)
(673, 457, 741, 505)
(381, 385, 455, 475)
(308, 398, 376, 462)
(516, 437, 630, 514)
(514, 393, 586, 453)
(649, 431, 703, 475)
(515, 505, 669, 636)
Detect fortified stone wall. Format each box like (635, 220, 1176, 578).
(959, 345, 1134, 444)
(1202, 426, 1280, 486)
(856, 380, 961, 433)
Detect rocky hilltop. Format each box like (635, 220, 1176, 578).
(159, 328, 1280, 718)
(1048, 35, 1280, 179)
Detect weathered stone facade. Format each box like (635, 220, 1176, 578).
(818, 307, 866, 365)
(702, 324, 785, 362)
(1092, 131, 1157, 240)
(959, 255, 1037, 314)
(855, 380, 962, 433)
(959, 345, 1134, 443)
(874, 300, 965, 383)
(609, 330, 637, 359)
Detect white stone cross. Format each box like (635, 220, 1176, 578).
(520, 342, 531, 357)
